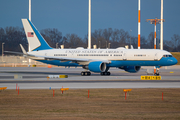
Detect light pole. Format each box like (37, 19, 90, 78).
(146, 18, 164, 49)
(63, 40, 65, 46)
(106, 41, 107, 48)
(108, 43, 111, 49)
(56, 43, 58, 49)
(99, 41, 101, 49)
(29, 0, 31, 66)
(130, 29, 132, 47)
(2, 42, 5, 62)
(160, 0, 163, 50)
(88, 0, 91, 49)
(146, 18, 164, 75)
(138, 0, 141, 49)
(157, 30, 159, 49)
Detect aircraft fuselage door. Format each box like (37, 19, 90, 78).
(123, 52, 127, 60)
(154, 53, 158, 61)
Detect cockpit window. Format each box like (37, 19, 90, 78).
(163, 55, 173, 57)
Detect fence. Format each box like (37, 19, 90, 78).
(0, 55, 49, 67)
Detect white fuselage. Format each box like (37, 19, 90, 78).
(29, 48, 170, 61)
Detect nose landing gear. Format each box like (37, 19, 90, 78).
(154, 67, 160, 76)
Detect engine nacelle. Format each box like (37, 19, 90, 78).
(119, 66, 141, 73)
(88, 61, 106, 73)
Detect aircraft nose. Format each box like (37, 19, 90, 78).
(174, 58, 178, 65)
(168, 57, 178, 65)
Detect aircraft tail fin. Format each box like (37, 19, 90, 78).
(21, 19, 52, 52)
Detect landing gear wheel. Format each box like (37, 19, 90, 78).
(154, 67, 160, 76)
(156, 69, 160, 76)
(87, 72, 91, 76)
(100, 72, 111, 76)
(85, 72, 88, 76)
(81, 72, 85, 76)
(107, 72, 111, 75)
(154, 73, 159, 76)
(81, 71, 91, 76)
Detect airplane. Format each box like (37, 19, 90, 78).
(17, 19, 178, 76)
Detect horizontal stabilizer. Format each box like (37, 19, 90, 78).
(4, 50, 35, 58)
(20, 44, 27, 54)
(4, 51, 24, 55)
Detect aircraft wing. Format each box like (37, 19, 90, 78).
(31, 54, 110, 64)
(5, 44, 110, 64)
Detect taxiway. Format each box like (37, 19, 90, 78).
(0, 66, 179, 89)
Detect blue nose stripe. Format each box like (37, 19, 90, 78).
(173, 57, 178, 65)
(160, 57, 178, 66)
(168, 57, 178, 65)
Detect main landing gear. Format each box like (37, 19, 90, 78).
(81, 71, 91, 76)
(81, 71, 111, 76)
(100, 72, 111, 76)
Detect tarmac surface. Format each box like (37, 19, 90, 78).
(0, 66, 180, 89)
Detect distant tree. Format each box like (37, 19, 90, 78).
(119, 29, 129, 47)
(103, 28, 113, 42)
(65, 34, 85, 48)
(0, 28, 5, 41)
(147, 32, 154, 49)
(140, 36, 148, 49)
(171, 34, 180, 51)
(0, 27, 27, 54)
(62, 36, 68, 48)
(111, 29, 120, 48)
(164, 40, 174, 52)
(177, 45, 180, 52)
(91, 29, 106, 48)
(41, 28, 63, 48)
(131, 36, 138, 49)
(3, 26, 180, 54)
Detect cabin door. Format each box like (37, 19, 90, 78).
(123, 52, 127, 60)
(154, 53, 158, 60)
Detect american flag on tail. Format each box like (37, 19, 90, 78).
(27, 32, 34, 37)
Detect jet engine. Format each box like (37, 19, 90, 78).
(119, 66, 141, 73)
(88, 61, 106, 73)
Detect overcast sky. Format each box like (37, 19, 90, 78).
(0, 0, 180, 41)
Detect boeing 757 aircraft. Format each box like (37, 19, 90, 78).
(19, 19, 177, 76)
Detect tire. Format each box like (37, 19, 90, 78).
(81, 72, 84, 76)
(101, 72, 111, 76)
(100, 72, 103, 75)
(107, 72, 111, 76)
(85, 72, 88, 76)
(87, 72, 91, 76)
